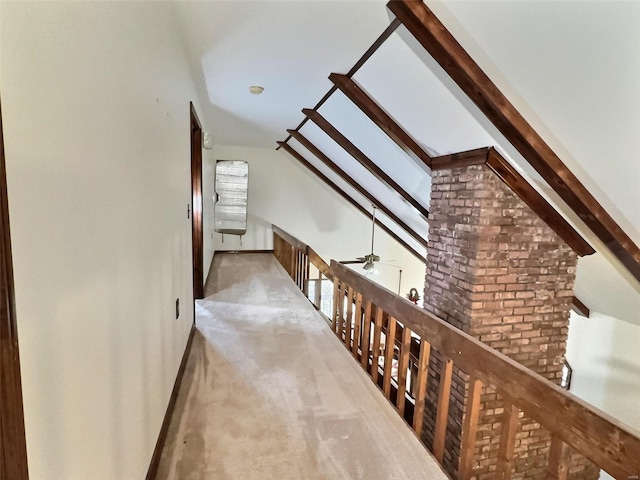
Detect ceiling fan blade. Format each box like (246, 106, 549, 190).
(339, 260, 365, 265)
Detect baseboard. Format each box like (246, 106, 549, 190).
(145, 324, 196, 480)
(216, 249, 274, 254)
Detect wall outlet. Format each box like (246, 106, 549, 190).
(175, 298, 180, 319)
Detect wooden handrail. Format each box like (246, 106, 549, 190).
(272, 225, 333, 282)
(272, 225, 308, 252)
(330, 259, 640, 479)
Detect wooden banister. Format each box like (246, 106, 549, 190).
(329, 259, 640, 479)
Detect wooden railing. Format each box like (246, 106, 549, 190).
(272, 225, 333, 318)
(330, 260, 640, 480)
(271, 226, 640, 479)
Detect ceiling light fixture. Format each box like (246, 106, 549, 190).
(249, 85, 264, 95)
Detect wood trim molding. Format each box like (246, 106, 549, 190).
(431, 147, 490, 171)
(283, 133, 427, 250)
(215, 250, 274, 255)
(329, 73, 432, 172)
(431, 147, 594, 257)
(388, 0, 640, 282)
(0, 99, 29, 480)
(571, 296, 590, 318)
(190, 102, 204, 300)
(278, 142, 425, 262)
(145, 325, 196, 480)
(303, 109, 430, 220)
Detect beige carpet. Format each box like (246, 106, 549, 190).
(156, 253, 447, 479)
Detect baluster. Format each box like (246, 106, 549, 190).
(314, 270, 322, 308)
(360, 300, 372, 371)
(332, 278, 342, 334)
(383, 316, 398, 400)
(396, 323, 412, 416)
(496, 401, 520, 480)
(412, 339, 431, 435)
(546, 436, 570, 480)
(289, 244, 295, 280)
(371, 307, 384, 385)
(459, 375, 482, 480)
(345, 287, 354, 347)
(433, 357, 453, 463)
(352, 293, 363, 358)
(303, 254, 310, 296)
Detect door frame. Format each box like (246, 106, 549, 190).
(190, 102, 204, 300)
(0, 99, 29, 479)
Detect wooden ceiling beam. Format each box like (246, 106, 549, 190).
(571, 296, 590, 318)
(286, 130, 428, 250)
(388, 0, 640, 283)
(302, 108, 430, 220)
(278, 142, 425, 262)
(329, 73, 432, 172)
(278, 19, 401, 150)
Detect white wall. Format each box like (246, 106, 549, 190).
(1, 3, 212, 479)
(212, 145, 427, 296)
(566, 313, 640, 479)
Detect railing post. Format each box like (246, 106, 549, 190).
(496, 401, 520, 480)
(412, 339, 430, 435)
(371, 307, 384, 385)
(396, 324, 412, 417)
(303, 251, 310, 296)
(360, 300, 372, 372)
(332, 277, 341, 334)
(314, 270, 322, 309)
(459, 376, 482, 479)
(344, 287, 354, 348)
(433, 357, 453, 463)
(352, 293, 363, 358)
(383, 316, 398, 400)
(546, 436, 570, 480)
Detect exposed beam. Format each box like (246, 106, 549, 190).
(285, 131, 428, 251)
(302, 109, 430, 220)
(571, 297, 590, 318)
(388, 0, 640, 283)
(277, 19, 401, 150)
(329, 73, 432, 172)
(278, 142, 425, 262)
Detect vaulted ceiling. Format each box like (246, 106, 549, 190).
(175, 1, 640, 323)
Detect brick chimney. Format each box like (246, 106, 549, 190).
(420, 158, 597, 480)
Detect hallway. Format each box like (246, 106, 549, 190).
(156, 253, 446, 479)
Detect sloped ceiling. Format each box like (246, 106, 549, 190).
(175, 0, 640, 324)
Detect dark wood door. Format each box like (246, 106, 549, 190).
(0, 99, 29, 479)
(190, 102, 203, 300)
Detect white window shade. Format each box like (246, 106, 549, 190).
(214, 160, 248, 235)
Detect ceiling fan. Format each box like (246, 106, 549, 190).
(340, 205, 381, 272)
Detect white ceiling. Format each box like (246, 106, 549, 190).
(175, 0, 640, 323)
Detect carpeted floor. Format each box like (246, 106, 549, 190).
(156, 253, 447, 479)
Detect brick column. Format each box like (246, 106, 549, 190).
(421, 164, 597, 479)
